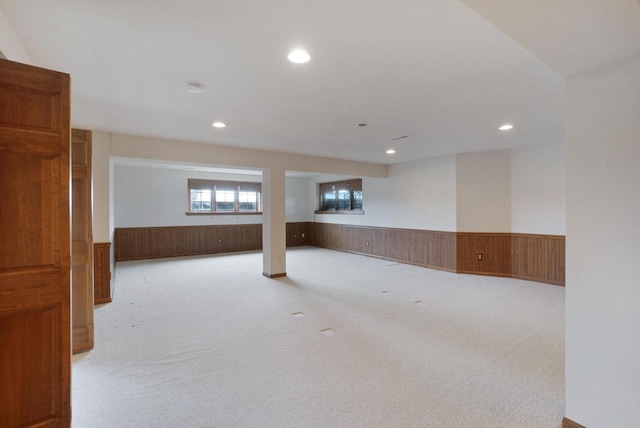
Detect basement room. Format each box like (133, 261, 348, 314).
(1, 1, 639, 427)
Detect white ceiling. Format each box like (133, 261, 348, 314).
(4, 0, 631, 165)
(460, 0, 640, 77)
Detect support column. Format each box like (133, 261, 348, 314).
(262, 167, 286, 278)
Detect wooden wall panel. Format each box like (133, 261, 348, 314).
(512, 234, 565, 286)
(339, 225, 356, 252)
(314, 224, 563, 285)
(114, 223, 565, 286)
(384, 228, 409, 261)
(312, 224, 458, 273)
(218, 226, 236, 252)
(94, 242, 112, 304)
(286, 222, 314, 247)
(352, 226, 369, 254)
(368, 227, 385, 257)
(455, 232, 564, 285)
(456, 233, 512, 277)
(239, 224, 263, 251)
(323, 223, 339, 249)
(314, 223, 328, 248)
(150, 228, 174, 258)
(407, 230, 457, 272)
(115, 223, 311, 261)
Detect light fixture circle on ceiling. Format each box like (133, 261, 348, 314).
(186, 82, 202, 93)
(288, 49, 311, 64)
(386, 149, 396, 155)
(499, 124, 514, 131)
(212, 122, 226, 128)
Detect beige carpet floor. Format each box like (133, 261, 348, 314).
(72, 247, 565, 427)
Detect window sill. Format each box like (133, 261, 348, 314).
(186, 211, 263, 216)
(314, 210, 365, 215)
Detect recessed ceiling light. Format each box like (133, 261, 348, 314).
(288, 49, 310, 64)
(499, 124, 514, 131)
(186, 82, 202, 93)
(212, 122, 226, 128)
(386, 149, 396, 155)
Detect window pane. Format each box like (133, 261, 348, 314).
(216, 190, 235, 211)
(239, 191, 257, 211)
(323, 191, 335, 210)
(353, 190, 363, 210)
(190, 189, 212, 211)
(337, 190, 350, 210)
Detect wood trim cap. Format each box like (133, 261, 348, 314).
(563, 417, 586, 428)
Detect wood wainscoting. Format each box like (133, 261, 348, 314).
(115, 224, 262, 261)
(456, 233, 512, 278)
(115, 222, 314, 262)
(314, 224, 564, 286)
(286, 222, 315, 247)
(512, 233, 565, 286)
(313, 223, 457, 272)
(114, 222, 564, 286)
(94, 242, 112, 304)
(456, 232, 565, 285)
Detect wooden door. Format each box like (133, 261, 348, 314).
(0, 59, 71, 426)
(72, 129, 94, 353)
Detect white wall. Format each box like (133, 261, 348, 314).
(286, 177, 314, 222)
(456, 150, 511, 232)
(313, 155, 457, 231)
(0, 8, 33, 64)
(511, 143, 566, 235)
(565, 55, 640, 427)
(312, 146, 566, 234)
(114, 165, 312, 227)
(92, 131, 111, 242)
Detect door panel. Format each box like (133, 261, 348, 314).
(0, 59, 71, 427)
(0, 87, 60, 132)
(0, 305, 62, 425)
(0, 155, 60, 270)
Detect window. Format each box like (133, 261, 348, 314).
(238, 191, 258, 211)
(187, 179, 261, 214)
(316, 179, 364, 214)
(215, 190, 235, 212)
(190, 189, 212, 211)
